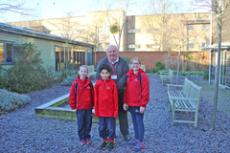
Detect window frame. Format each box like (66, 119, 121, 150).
(0, 40, 15, 65)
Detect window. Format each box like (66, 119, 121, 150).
(188, 25, 193, 31)
(5, 43, 13, 63)
(188, 43, 194, 49)
(201, 42, 207, 48)
(202, 25, 209, 31)
(135, 44, 140, 48)
(0, 43, 3, 64)
(146, 44, 155, 48)
(128, 29, 140, 33)
(0, 42, 14, 64)
(128, 44, 140, 49)
(128, 44, 135, 49)
(55, 46, 65, 63)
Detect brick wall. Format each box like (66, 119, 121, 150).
(94, 51, 210, 71)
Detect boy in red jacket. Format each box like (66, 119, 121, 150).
(123, 57, 149, 152)
(69, 65, 94, 145)
(94, 64, 118, 150)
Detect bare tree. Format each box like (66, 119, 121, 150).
(105, 0, 135, 50)
(0, 0, 32, 19)
(194, 0, 230, 129)
(211, 0, 230, 130)
(144, 0, 173, 52)
(171, 14, 188, 82)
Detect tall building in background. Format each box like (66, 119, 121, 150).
(10, 10, 210, 52)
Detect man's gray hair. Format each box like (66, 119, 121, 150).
(106, 45, 118, 52)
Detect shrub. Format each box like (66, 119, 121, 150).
(203, 70, 209, 80)
(61, 75, 77, 86)
(0, 89, 31, 114)
(146, 69, 153, 73)
(155, 61, 165, 72)
(0, 43, 60, 93)
(121, 56, 130, 64)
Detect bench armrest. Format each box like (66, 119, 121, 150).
(167, 84, 183, 88)
(167, 84, 183, 91)
(170, 96, 200, 102)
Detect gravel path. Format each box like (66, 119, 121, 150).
(1, 74, 230, 153)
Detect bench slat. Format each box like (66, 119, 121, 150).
(168, 78, 202, 127)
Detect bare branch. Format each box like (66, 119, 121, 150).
(0, 0, 32, 16)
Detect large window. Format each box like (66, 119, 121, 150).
(0, 42, 14, 64)
(0, 43, 3, 64)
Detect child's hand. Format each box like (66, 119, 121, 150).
(123, 104, 128, 111)
(140, 106, 145, 114)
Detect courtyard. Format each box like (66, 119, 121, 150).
(0, 74, 230, 153)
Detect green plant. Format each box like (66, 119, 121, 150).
(146, 69, 153, 73)
(61, 73, 77, 86)
(110, 23, 119, 34)
(0, 43, 59, 93)
(203, 70, 209, 80)
(155, 61, 165, 72)
(0, 89, 31, 114)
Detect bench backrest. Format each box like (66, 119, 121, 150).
(182, 78, 191, 96)
(159, 69, 173, 75)
(168, 69, 174, 81)
(183, 78, 202, 106)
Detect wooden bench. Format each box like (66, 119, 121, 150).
(87, 65, 96, 79)
(167, 78, 202, 127)
(159, 69, 174, 84)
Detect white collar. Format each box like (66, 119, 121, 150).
(110, 57, 119, 64)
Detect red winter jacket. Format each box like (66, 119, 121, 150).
(69, 76, 94, 110)
(124, 69, 150, 107)
(94, 79, 118, 118)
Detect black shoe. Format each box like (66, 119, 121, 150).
(107, 142, 114, 150)
(99, 141, 107, 150)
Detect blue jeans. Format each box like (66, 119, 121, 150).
(98, 117, 116, 140)
(76, 109, 92, 141)
(129, 106, 145, 142)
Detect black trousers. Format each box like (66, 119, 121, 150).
(118, 90, 129, 137)
(99, 117, 116, 140)
(76, 109, 92, 141)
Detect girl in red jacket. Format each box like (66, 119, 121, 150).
(69, 65, 94, 145)
(123, 57, 149, 152)
(94, 64, 118, 151)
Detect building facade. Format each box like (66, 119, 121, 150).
(126, 13, 210, 51)
(219, 0, 230, 87)
(10, 10, 210, 52)
(0, 23, 94, 73)
(209, 0, 230, 88)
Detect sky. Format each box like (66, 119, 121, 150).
(0, 0, 211, 22)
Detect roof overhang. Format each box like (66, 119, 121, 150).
(204, 42, 230, 51)
(0, 22, 95, 48)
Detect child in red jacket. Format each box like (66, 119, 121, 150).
(123, 57, 149, 152)
(69, 65, 94, 145)
(94, 64, 118, 150)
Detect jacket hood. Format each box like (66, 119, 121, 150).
(75, 76, 90, 85)
(127, 68, 145, 76)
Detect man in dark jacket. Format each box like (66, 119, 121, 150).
(96, 45, 129, 140)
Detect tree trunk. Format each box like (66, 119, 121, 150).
(211, 12, 222, 130)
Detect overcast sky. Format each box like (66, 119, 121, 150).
(0, 0, 211, 22)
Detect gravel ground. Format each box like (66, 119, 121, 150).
(1, 74, 230, 153)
